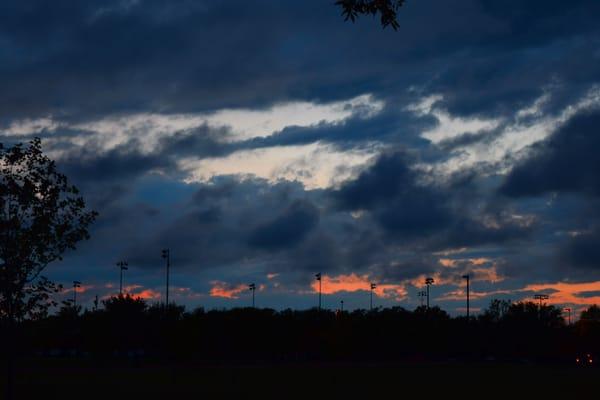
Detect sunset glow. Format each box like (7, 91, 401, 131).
(522, 281, 600, 306)
(310, 273, 407, 300)
(209, 281, 248, 299)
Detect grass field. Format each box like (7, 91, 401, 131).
(4, 358, 599, 398)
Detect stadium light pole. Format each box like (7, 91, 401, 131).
(162, 249, 170, 307)
(417, 290, 427, 307)
(73, 280, 81, 308)
(534, 294, 549, 320)
(116, 261, 128, 295)
(370, 283, 377, 311)
(249, 283, 256, 308)
(315, 273, 322, 310)
(425, 277, 434, 309)
(563, 307, 572, 325)
(462, 274, 470, 320)
(340, 300, 344, 312)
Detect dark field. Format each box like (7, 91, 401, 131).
(6, 358, 599, 398)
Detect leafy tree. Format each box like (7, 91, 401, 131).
(414, 305, 450, 320)
(336, 0, 406, 30)
(504, 301, 565, 328)
(481, 299, 512, 323)
(580, 304, 600, 322)
(103, 294, 148, 317)
(0, 138, 96, 398)
(0, 138, 96, 323)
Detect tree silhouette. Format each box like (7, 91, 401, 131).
(504, 301, 565, 328)
(103, 294, 148, 316)
(481, 299, 512, 323)
(336, 0, 406, 30)
(0, 138, 97, 399)
(580, 304, 600, 322)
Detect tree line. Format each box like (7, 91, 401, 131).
(7, 294, 600, 365)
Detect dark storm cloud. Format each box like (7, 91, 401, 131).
(499, 108, 600, 272)
(47, 123, 239, 193)
(1, 0, 599, 123)
(121, 177, 322, 270)
(60, 146, 171, 184)
(332, 151, 532, 247)
(4, 0, 600, 310)
(248, 200, 320, 250)
(501, 109, 600, 197)
(560, 231, 600, 271)
(240, 103, 433, 151)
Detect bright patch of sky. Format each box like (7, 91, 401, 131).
(410, 85, 600, 176)
(178, 142, 381, 190)
(1, 93, 384, 153)
(0, 94, 385, 190)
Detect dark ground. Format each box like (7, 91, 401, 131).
(4, 358, 598, 398)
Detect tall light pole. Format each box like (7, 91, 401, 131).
(370, 283, 377, 311)
(417, 290, 427, 307)
(340, 300, 344, 312)
(315, 273, 322, 310)
(162, 249, 170, 307)
(462, 274, 470, 320)
(425, 277, 434, 309)
(73, 281, 81, 308)
(534, 294, 549, 320)
(563, 307, 572, 325)
(249, 283, 256, 308)
(116, 261, 128, 295)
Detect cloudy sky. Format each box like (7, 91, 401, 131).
(3, 0, 600, 315)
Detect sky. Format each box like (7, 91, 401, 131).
(2, 0, 600, 315)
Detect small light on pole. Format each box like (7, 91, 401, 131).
(425, 277, 434, 309)
(417, 290, 427, 307)
(462, 274, 470, 320)
(315, 273, 322, 310)
(370, 283, 377, 311)
(249, 283, 256, 308)
(161, 249, 170, 307)
(340, 300, 344, 312)
(73, 280, 81, 308)
(116, 261, 128, 295)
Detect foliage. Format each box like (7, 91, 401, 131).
(0, 138, 97, 323)
(481, 299, 512, 323)
(580, 304, 600, 322)
(17, 297, 590, 364)
(102, 294, 148, 316)
(503, 301, 565, 328)
(336, 0, 406, 30)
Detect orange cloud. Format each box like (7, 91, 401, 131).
(209, 281, 248, 299)
(172, 287, 203, 299)
(122, 284, 161, 300)
(522, 281, 600, 306)
(438, 257, 490, 267)
(134, 289, 161, 300)
(310, 273, 407, 300)
(408, 273, 454, 287)
(66, 284, 94, 294)
(471, 266, 503, 283)
(439, 258, 457, 268)
(437, 288, 513, 301)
